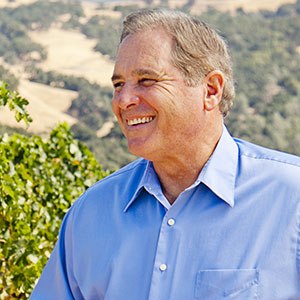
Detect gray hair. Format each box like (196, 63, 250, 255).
(120, 9, 235, 117)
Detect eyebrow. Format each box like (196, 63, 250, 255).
(133, 69, 160, 78)
(111, 69, 160, 82)
(111, 74, 123, 82)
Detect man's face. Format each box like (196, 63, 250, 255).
(111, 28, 207, 162)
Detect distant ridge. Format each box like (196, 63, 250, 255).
(81, 0, 297, 13)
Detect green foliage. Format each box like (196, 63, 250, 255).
(5, 0, 84, 30)
(28, 67, 114, 126)
(0, 84, 109, 298)
(62, 15, 82, 30)
(28, 67, 92, 91)
(78, 1, 300, 164)
(28, 0, 300, 167)
(69, 83, 113, 124)
(0, 124, 31, 137)
(113, 4, 141, 17)
(198, 4, 300, 156)
(0, 11, 46, 63)
(72, 122, 137, 170)
(26, 67, 136, 169)
(4, 0, 300, 170)
(0, 0, 84, 64)
(81, 16, 121, 60)
(181, 0, 196, 13)
(1, 2, 300, 296)
(0, 81, 32, 127)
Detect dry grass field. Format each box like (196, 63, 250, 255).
(0, 80, 77, 134)
(29, 26, 115, 87)
(82, 1, 122, 19)
(0, 0, 37, 8)
(0, 1, 116, 134)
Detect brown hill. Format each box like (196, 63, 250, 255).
(0, 79, 77, 134)
(174, 0, 297, 13)
(0, 0, 297, 135)
(28, 26, 115, 87)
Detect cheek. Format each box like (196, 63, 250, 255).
(111, 98, 127, 134)
(115, 118, 127, 138)
(111, 97, 124, 125)
(111, 96, 118, 115)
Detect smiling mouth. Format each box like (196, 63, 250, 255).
(127, 117, 154, 126)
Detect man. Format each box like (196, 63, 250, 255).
(31, 9, 300, 299)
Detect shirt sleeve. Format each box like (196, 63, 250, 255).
(29, 205, 81, 300)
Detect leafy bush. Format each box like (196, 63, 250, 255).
(0, 81, 32, 127)
(0, 83, 109, 298)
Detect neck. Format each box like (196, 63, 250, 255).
(153, 122, 223, 204)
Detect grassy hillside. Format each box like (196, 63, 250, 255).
(0, 0, 300, 169)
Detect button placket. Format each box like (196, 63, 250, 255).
(148, 214, 173, 299)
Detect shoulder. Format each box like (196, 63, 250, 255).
(71, 158, 148, 213)
(234, 138, 300, 188)
(235, 138, 300, 167)
(89, 157, 148, 192)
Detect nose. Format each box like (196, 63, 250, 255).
(114, 84, 140, 110)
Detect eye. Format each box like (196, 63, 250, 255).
(113, 81, 124, 92)
(138, 78, 156, 87)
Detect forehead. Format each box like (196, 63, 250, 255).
(113, 28, 174, 77)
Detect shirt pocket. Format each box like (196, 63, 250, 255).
(195, 269, 259, 299)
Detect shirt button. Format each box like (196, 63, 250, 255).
(159, 264, 167, 271)
(167, 218, 175, 226)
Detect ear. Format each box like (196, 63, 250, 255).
(203, 70, 224, 111)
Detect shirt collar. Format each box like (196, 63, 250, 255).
(198, 125, 238, 207)
(123, 125, 238, 211)
(123, 160, 154, 212)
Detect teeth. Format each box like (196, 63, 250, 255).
(128, 117, 153, 126)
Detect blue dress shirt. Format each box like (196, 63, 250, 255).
(30, 126, 300, 299)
